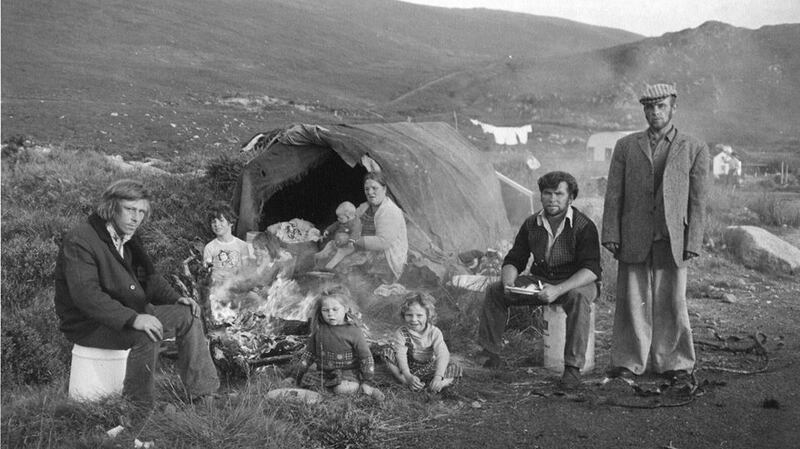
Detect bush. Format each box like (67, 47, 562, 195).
(746, 194, 800, 227)
(205, 154, 245, 197)
(1, 296, 71, 388)
(0, 237, 60, 311)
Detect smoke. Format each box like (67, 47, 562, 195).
(207, 262, 410, 342)
(208, 269, 315, 330)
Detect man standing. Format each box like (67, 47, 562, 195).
(478, 171, 601, 389)
(55, 179, 219, 406)
(602, 84, 709, 381)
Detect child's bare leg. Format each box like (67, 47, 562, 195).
(324, 245, 355, 270)
(332, 380, 360, 395)
(384, 360, 405, 383)
(360, 383, 385, 401)
(314, 242, 335, 267)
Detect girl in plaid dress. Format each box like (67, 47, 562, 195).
(293, 285, 384, 400)
(385, 293, 462, 392)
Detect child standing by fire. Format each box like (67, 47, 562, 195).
(314, 201, 362, 270)
(384, 292, 462, 393)
(291, 284, 385, 401)
(203, 203, 254, 284)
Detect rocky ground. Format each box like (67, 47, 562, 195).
(396, 251, 800, 449)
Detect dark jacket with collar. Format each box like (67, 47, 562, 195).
(601, 127, 709, 267)
(54, 214, 180, 342)
(503, 207, 602, 282)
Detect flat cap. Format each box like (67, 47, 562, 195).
(639, 83, 677, 104)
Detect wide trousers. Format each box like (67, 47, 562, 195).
(75, 303, 220, 405)
(478, 274, 598, 369)
(611, 240, 695, 375)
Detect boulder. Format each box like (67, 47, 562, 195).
(723, 226, 800, 275)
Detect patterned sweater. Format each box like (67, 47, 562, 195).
(298, 323, 375, 382)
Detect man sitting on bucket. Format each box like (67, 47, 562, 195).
(477, 171, 601, 390)
(54, 179, 219, 407)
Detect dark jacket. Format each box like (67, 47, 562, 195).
(503, 207, 601, 282)
(54, 214, 180, 342)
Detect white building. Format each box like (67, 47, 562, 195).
(712, 145, 742, 178)
(585, 131, 635, 161)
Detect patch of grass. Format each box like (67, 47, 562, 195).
(1, 366, 465, 449)
(746, 193, 800, 227)
(148, 391, 308, 449)
(1, 382, 138, 449)
(1, 291, 71, 388)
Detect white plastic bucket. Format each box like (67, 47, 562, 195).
(542, 303, 595, 373)
(68, 345, 130, 401)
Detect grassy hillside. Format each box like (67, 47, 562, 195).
(1, 0, 638, 105)
(406, 21, 800, 147)
(1, 0, 640, 155)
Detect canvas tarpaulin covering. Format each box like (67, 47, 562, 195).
(232, 121, 511, 256)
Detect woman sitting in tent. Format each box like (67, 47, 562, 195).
(336, 172, 408, 283)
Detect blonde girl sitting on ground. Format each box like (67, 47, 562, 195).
(291, 285, 385, 401)
(385, 292, 462, 393)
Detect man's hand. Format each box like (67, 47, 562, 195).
(535, 283, 562, 304)
(132, 314, 164, 342)
(177, 296, 201, 317)
(603, 242, 619, 256)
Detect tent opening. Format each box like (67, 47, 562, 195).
(259, 151, 368, 230)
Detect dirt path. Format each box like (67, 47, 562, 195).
(398, 266, 800, 449)
(383, 62, 499, 108)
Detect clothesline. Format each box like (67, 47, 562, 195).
(470, 119, 532, 145)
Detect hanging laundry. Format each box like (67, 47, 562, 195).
(470, 119, 533, 146)
(516, 125, 533, 144)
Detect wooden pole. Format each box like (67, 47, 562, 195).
(453, 110, 458, 130)
(781, 161, 787, 185)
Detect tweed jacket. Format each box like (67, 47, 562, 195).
(54, 214, 181, 341)
(601, 127, 709, 267)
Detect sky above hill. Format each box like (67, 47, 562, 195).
(400, 0, 800, 36)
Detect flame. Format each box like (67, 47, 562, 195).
(208, 270, 315, 330)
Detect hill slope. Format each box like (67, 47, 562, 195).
(406, 21, 800, 145)
(1, 0, 639, 109)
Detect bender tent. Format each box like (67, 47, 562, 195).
(232, 122, 511, 256)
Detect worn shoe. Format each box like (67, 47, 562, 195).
(559, 365, 582, 390)
(475, 348, 504, 368)
(482, 353, 505, 369)
(606, 366, 636, 379)
(661, 369, 692, 384)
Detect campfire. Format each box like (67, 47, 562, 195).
(204, 267, 321, 376)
